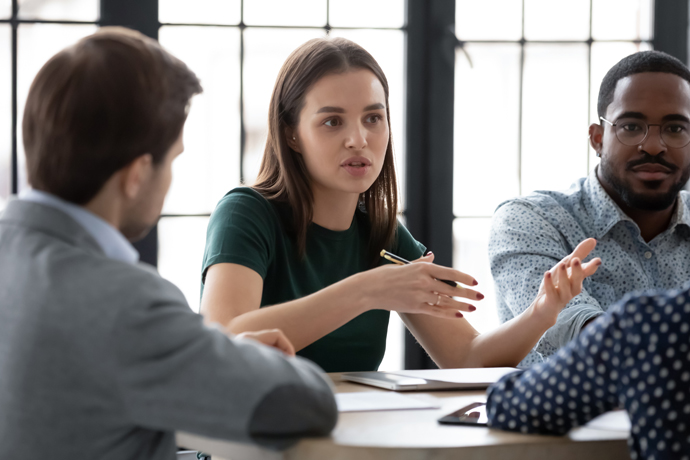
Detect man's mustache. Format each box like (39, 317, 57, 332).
(626, 154, 678, 172)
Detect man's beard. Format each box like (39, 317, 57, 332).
(599, 152, 690, 211)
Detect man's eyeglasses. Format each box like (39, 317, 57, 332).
(599, 116, 690, 149)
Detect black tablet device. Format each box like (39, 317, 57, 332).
(437, 402, 488, 426)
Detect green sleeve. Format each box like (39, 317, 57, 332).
(202, 188, 276, 283)
(392, 220, 426, 261)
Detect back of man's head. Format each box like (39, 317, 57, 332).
(597, 50, 690, 120)
(23, 27, 202, 205)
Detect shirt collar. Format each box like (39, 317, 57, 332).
(19, 189, 139, 265)
(585, 168, 690, 238)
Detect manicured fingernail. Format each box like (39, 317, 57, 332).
(561, 264, 567, 270)
(424, 250, 433, 256)
(455, 312, 464, 318)
(545, 272, 552, 278)
(468, 305, 477, 312)
(596, 260, 602, 266)
(472, 279, 479, 286)
(476, 293, 484, 300)
(573, 260, 580, 266)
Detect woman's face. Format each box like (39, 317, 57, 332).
(292, 69, 389, 198)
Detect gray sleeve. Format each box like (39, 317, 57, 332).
(489, 201, 605, 359)
(112, 272, 337, 448)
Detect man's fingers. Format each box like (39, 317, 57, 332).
(275, 332, 296, 356)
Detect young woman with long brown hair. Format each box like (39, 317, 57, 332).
(200, 37, 601, 372)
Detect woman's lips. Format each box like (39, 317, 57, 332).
(342, 164, 371, 176)
(341, 157, 372, 177)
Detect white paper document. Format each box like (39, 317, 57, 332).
(336, 391, 440, 413)
(584, 410, 632, 432)
(393, 368, 519, 385)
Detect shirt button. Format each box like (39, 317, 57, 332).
(644, 251, 653, 259)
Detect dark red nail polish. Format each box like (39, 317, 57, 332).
(455, 312, 464, 318)
(573, 260, 580, 266)
(468, 305, 477, 312)
(472, 279, 479, 286)
(424, 250, 433, 256)
(476, 293, 484, 300)
(596, 260, 602, 266)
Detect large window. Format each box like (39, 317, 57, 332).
(0, 0, 98, 208)
(156, 0, 407, 370)
(452, 0, 653, 333)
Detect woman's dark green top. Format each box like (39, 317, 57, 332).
(201, 187, 426, 373)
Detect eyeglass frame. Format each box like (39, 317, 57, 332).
(599, 116, 690, 149)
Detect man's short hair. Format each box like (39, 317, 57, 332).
(597, 50, 690, 120)
(23, 27, 203, 204)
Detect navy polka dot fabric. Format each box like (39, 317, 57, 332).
(489, 171, 690, 366)
(486, 286, 690, 460)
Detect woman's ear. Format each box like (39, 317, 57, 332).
(588, 123, 604, 156)
(285, 128, 301, 153)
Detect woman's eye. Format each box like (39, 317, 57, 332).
(324, 118, 340, 127)
(366, 114, 382, 124)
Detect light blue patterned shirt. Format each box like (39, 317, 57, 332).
(489, 170, 690, 366)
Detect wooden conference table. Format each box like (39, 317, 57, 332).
(176, 372, 631, 460)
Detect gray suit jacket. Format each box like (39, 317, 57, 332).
(0, 200, 337, 460)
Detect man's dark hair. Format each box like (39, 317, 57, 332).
(23, 27, 203, 204)
(597, 50, 690, 120)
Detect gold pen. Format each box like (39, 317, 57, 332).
(380, 249, 460, 288)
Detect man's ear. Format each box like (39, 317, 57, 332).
(285, 128, 301, 153)
(120, 154, 153, 200)
(589, 123, 604, 154)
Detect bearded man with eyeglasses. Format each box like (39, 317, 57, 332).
(489, 50, 690, 366)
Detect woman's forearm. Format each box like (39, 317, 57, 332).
(463, 304, 554, 367)
(227, 274, 370, 352)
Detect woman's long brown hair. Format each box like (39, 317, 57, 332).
(253, 37, 398, 266)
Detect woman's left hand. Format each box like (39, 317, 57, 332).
(531, 238, 602, 326)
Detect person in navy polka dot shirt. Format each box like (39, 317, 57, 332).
(486, 285, 690, 460)
(489, 50, 690, 367)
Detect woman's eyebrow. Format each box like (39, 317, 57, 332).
(315, 103, 385, 114)
(363, 103, 385, 111)
(316, 106, 344, 114)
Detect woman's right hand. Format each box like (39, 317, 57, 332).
(356, 252, 483, 319)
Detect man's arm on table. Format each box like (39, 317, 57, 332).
(114, 268, 337, 449)
(489, 201, 605, 358)
(485, 312, 621, 434)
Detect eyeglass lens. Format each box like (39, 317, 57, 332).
(614, 118, 690, 148)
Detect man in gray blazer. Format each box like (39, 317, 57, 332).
(0, 27, 337, 460)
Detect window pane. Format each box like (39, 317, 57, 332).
(456, 0, 522, 41)
(18, 0, 98, 21)
(159, 0, 241, 25)
(242, 28, 326, 183)
(244, 0, 326, 27)
(329, 0, 405, 29)
(0, 25, 9, 210)
(160, 26, 241, 215)
(1, 0, 10, 19)
(329, 29, 406, 208)
(453, 218, 498, 334)
(589, 41, 653, 171)
(16, 24, 97, 194)
(158, 217, 209, 312)
(592, 0, 653, 41)
(521, 44, 589, 195)
(524, 0, 590, 41)
(454, 44, 520, 217)
(378, 314, 405, 371)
